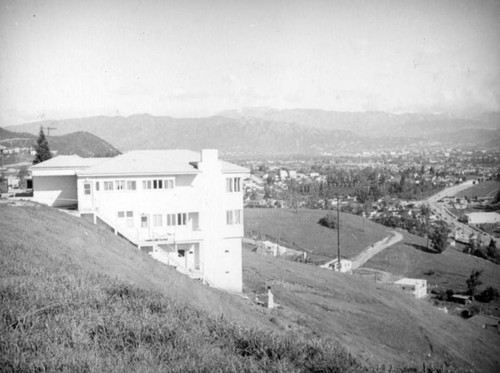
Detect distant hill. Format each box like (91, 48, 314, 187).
(0, 127, 121, 157)
(6, 114, 362, 155)
(218, 108, 500, 139)
(6, 109, 500, 155)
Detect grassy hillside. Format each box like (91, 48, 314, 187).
(242, 245, 500, 372)
(454, 180, 500, 200)
(0, 202, 378, 372)
(1, 202, 499, 371)
(365, 233, 500, 292)
(245, 208, 390, 262)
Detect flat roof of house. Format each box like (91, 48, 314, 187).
(31, 155, 107, 170)
(394, 278, 426, 286)
(79, 150, 248, 176)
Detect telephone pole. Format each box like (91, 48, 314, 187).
(337, 195, 341, 270)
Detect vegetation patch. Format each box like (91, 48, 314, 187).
(1, 243, 386, 372)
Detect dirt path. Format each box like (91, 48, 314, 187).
(320, 231, 403, 270)
(350, 231, 403, 270)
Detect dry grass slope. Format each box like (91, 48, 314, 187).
(1, 203, 498, 372)
(244, 208, 388, 261)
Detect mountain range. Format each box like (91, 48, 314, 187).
(6, 109, 500, 155)
(0, 127, 120, 157)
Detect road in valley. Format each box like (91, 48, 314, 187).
(425, 181, 494, 245)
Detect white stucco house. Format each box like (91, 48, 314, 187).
(31, 149, 249, 292)
(394, 278, 427, 299)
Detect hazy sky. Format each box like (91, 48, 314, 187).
(1, 0, 499, 125)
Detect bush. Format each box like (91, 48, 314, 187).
(476, 287, 500, 303)
(318, 212, 337, 229)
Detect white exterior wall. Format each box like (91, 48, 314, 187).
(33, 175, 78, 207)
(76, 150, 246, 292)
(395, 279, 427, 299)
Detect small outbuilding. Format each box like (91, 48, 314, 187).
(329, 258, 353, 273)
(394, 278, 427, 299)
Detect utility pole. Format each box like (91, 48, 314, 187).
(40, 126, 57, 137)
(337, 195, 341, 271)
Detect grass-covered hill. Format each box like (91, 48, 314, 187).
(245, 208, 500, 292)
(0, 127, 120, 158)
(1, 202, 499, 372)
(244, 208, 388, 262)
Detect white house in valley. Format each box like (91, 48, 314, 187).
(31, 149, 249, 292)
(394, 278, 427, 299)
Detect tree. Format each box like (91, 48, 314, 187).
(429, 220, 451, 253)
(318, 212, 337, 229)
(486, 239, 499, 259)
(466, 269, 483, 299)
(493, 189, 500, 204)
(33, 128, 52, 165)
(17, 166, 29, 188)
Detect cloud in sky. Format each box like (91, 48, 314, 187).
(1, 0, 499, 125)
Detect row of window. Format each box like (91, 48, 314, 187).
(84, 179, 175, 195)
(116, 210, 242, 228)
(85, 177, 242, 195)
(117, 211, 189, 229)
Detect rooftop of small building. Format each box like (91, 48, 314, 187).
(31, 155, 107, 169)
(394, 278, 427, 286)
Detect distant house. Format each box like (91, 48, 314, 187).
(326, 258, 352, 273)
(394, 278, 427, 299)
(31, 149, 249, 292)
(466, 212, 500, 225)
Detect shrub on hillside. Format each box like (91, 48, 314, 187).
(476, 286, 500, 303)
(318, 212, 337, 229)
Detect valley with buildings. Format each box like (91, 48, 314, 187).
(1, 114, 500, 372)
(2, 1, 500, 372)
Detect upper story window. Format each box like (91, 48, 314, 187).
(84, 183, 91, 195)
(116, 180, 125, 190)
(127, 180, 136, 190)
(226, 209, 242, 225)
(177, 213, 187, 226)
(226, 177, 241, 192)
(143, 178, 175, 190)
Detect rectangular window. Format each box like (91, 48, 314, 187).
(117, 211, 125, 218)
(153, 180, 158, 189)
(104, 181, 114, 191)
(177, 213, 187, 226)
(153, 214, 163, 227)
(84, 183, 91, 195)
(142, 180, 152, 190)
(165, 179, 174, 189)
(126, 211, 134, 228)
(226, 209, 242, 225)
(127, 180, 136, 190)
(167, 214, 176, 226)
(116, 180, 125, 190)
(226, 177, 241, 192)
(95, 182, 100, 191)
(141, 215, 149, 228)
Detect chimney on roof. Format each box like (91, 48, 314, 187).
(199, 149, 220, 172)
